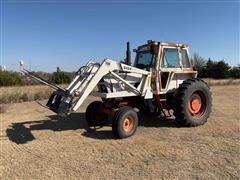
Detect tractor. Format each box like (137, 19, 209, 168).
(21, 40, 212, 139)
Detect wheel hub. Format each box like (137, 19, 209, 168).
(188, 94, 202, 114)
(123, 116, 133, 132)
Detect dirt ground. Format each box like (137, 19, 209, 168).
(0, 85, 239, 179)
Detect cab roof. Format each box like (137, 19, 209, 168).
(137, 40, 189, 50)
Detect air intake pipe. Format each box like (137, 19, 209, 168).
(126, 42, 131, 65)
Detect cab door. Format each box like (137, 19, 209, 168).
(158, 46, 181, 92)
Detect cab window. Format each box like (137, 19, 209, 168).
(136, 50, 152, 69)
(161, 48, 179, 68)
(182, 49, 190, 68)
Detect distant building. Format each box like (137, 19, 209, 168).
(0, 65, 6, 71)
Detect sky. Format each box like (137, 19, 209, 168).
(1, 0, 239, 72)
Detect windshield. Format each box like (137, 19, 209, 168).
(136, 51, 152, 69)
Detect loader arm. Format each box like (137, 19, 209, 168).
(21, 59, 152, 117)
(70, 59, 152, 113)
(70, 59, 121, 111)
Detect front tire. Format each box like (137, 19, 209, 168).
(174, 78, 212, 127)
(112, 107, 138, 139)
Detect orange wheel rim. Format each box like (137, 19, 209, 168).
(123, 116, 134, 132)
(188, 93, 206, 118)
(189, 94, 201, 113)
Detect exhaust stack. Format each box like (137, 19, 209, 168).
(126, 42, 131, 65)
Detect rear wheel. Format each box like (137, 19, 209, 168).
(112, 107, 138, 139)
(174, 78, 212, 126)
(85, 101, 108, 127)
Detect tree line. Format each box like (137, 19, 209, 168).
(0, 67, 73, 86)
(192, 53, 240, 79)
(0, 55, 239, 86)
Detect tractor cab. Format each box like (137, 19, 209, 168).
(133, 40, 192, 70)
(131, 40, 196, 93)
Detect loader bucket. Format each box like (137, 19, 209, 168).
(20, 68, 73, 116)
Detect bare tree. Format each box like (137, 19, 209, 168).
(192, 53, 206, 70)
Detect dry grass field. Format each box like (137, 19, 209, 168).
(0, 85, 240, 179)
(203, 78, 240, 86)
(0, 84, 67, 104)
(0, 85, 53, 104)
(0, 79, 239, 114)
(0, 79, 239, 104)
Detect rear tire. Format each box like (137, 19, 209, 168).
(174, 78, 212, 127)
(85, 101, 108, 127)
(112, 107, 138, 139)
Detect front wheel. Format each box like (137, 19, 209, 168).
(174, 78, 212, 127)
(112, 107, 138, 139)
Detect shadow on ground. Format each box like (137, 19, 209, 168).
(6, 112, 180, 144)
